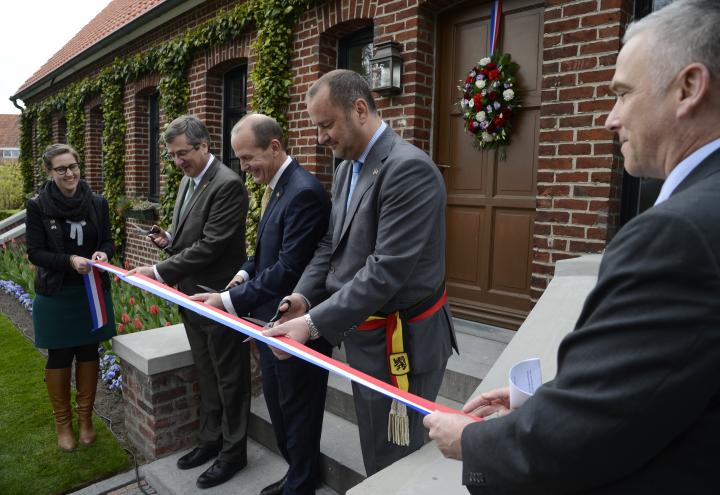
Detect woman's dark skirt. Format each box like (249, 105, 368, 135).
(33, 285, 116, 349)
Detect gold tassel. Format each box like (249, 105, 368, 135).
(387, 399, 410, 446)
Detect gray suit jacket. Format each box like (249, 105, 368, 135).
(157, 157, 248, 297)
(460, 149, 720, 494)
(295, 126, 456, 379)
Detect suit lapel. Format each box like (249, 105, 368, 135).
(174, 159, 218, 236)
(336, 127, 397, 248)
(332, 160, 352, 247)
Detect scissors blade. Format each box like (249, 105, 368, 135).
(133, 225, 152, 236)
(196, 284, 219, 293)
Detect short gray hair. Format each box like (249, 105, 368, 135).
(163, 115, 210, 146)
(625, 0, 720, 92)
(307, 69, 378, 115)
(232, 113, 286, 151)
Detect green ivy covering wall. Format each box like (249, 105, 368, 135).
(19, 0, 313, 256)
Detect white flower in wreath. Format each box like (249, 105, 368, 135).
(476, 111, 487, 122)
(479, 57, 491, 66)
(461, 99, 468, 108)
(475, 79, 486, 89)
(482, 132, 494, 142)
(493, 101, 502, 110)
(486, 105, 493, 113)
(503, 89, 515, 101)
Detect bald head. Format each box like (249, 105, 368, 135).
(232, 113, 286, 151)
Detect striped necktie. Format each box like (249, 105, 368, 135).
(346, 160, 362, 211)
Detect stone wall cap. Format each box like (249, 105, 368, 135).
(112, 324, 193, 375)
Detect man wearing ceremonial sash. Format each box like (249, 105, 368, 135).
(129, 115, 251, 489)
(425, 1, 720, 493)
(264, 70, 458, 476)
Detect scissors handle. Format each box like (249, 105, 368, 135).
(242, 298, 293, 342)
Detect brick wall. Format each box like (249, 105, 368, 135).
(531, 0, 631, 299)
(122, 362, 200, 460)
(84, 101, 104, 193)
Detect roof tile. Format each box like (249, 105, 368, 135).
(0, 115, 20, 148)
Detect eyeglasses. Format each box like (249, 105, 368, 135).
(167, 146, 199, 160)
(51, 163, 80, 176)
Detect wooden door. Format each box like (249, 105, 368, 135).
(435, 0, 543, 329)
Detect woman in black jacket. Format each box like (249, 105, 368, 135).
(26, 143, 116, 452)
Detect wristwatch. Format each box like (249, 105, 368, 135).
(304, 313, 320, 340)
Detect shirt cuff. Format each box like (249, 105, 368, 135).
(152, 265, 164, 284)
(221, 291, 238, 316)
(298, 293, 312, 311)
(237, 270, 250, 282)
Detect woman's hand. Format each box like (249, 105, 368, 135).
(90, 251, 108, 262)
(70, 255, 92, 275)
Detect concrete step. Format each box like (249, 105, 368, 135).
(249, 393, 367, 494)
(142, 439, 339, 495)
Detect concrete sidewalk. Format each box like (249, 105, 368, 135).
(71, 439, 338, 495)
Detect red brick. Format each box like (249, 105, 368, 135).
(582, 11, 622, 27)
(581, 39, 620, 55)
(553, 225, 585, 238)
(578, 128, 614, 141)
(559, 115, 594, 127)
(559, 86, 595, 100)
(555, 198, 590, 210)
(555, 171, 590, 183)
(538, 185, 571, 197)
(563, 1, 598, 16)
(578, 69, 616, 83)
(545, 18, 580, 34)
(573, 212, 603, 225)
(577, 157, 613, 169)
(545, 45, 579, 60)
(540, 129, 574, 142)
(538, 157, 574, 170)
(578, 99, 616, 112)
(563, 29, 597, 44)
(560, 57, 598, 72)
(541, 103, 575, 117)
(569, 240, 606, 252)
(558, 143, 592, 155)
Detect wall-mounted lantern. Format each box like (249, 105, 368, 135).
(370, 41, 402, 96)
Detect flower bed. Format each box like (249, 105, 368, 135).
(0, 242, 180, 391)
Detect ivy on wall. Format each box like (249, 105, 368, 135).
(19, 0, 312, 256)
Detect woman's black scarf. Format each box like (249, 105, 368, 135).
(38, 180, 94, 221)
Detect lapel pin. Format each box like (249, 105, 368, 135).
(372, 168, 379, 176)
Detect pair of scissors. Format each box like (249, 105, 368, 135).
(242, 298, 292, 342)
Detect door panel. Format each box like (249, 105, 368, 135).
(435, 0, 543, 329)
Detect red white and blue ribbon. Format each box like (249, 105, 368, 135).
(90, 261, 477, 420)
(83, 267, 108, 331)
(489, 0, 503, 55)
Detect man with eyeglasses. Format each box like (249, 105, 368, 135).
(128, 115, 251, 489)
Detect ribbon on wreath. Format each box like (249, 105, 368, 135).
(83, 267, 108, 330)
(88, 261, 478, 420)
(489, 0, 503, 55)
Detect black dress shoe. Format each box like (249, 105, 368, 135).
(196, 459, 246, 489)
(176, 446, 220, 470)
(260, 474, 288, 495)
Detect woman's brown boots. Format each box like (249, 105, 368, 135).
(45, 367, 77, 452)
(75, 360, 99, 445)
(45, 359, 99, 451)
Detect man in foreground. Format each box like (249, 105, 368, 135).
(424, 1, 720, 492)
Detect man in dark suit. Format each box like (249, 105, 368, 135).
(264, 70, 457, 476)
(192, 113, 332, 495)
(129, 115, 250, 489)
(424, 1, 720, 493)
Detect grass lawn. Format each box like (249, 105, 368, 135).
(0, 314, 129, 494)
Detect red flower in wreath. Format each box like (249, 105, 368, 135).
(488, 69, 501, 81)
(488, 91, 498, 101)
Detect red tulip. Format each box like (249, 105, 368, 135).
(133, 318, 143, 330)
(150, 304, 159, 315)
(114, 275, 120, 283)
(165, 321, 172, 327)
(123, 260, 130, 269)
(129, 297, 135, 306)
(118, 324, 126, 334)
(121, 313, 130, 323)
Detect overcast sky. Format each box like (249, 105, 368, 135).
(0, 0, 112, 115)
